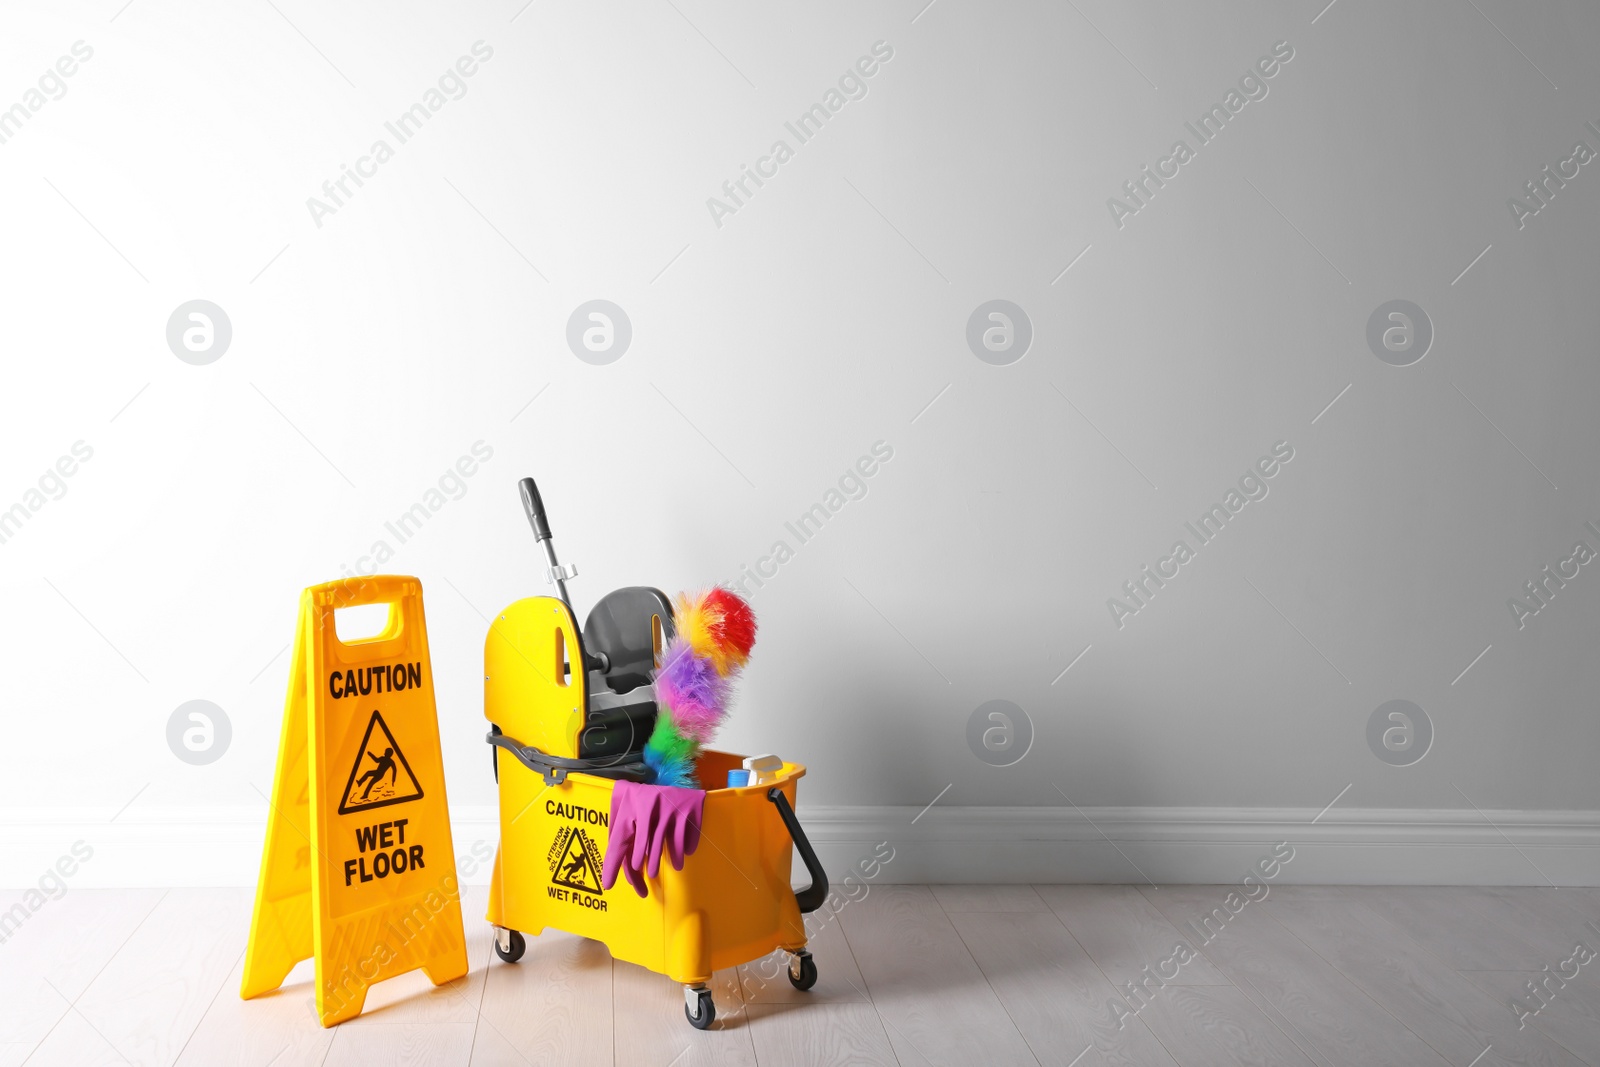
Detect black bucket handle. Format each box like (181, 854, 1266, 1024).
(766, 788, 828, 914)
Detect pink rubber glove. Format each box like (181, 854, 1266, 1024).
(602, 780, 705, 898)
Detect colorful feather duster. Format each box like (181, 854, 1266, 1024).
(643, 587, 757, 787)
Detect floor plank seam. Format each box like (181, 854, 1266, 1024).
(943, 918, 1044, 1067)
(1539, 1022, 1600, 1067)
(1143, 884, 1331, 1065)
(1372, 888, 1600, 1067)
(1264, 904, 1505, 1067)
(1266, 904, 1454, 1064)
(1038, 883, 1195, 1065)
(831, 904, 917, 1067)
(831, 958, 913, 1064)
(1239, 972, 1334, 1067)
(20, 888, 171, 1066)
(1355, 890, 1531, 987)
(464, 993, 482, 1067)
(170, 943, 247, 1067)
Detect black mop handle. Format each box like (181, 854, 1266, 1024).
(516, 476, 607, 672)
(518, 475, 573, 611)
(518, 477, 552, 543)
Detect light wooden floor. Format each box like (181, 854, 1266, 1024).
(5, 883, 1600, 1066)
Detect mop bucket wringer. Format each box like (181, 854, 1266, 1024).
(483, 477, 827, 1029)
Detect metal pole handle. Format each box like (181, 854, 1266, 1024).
(518, 476, 575, 610)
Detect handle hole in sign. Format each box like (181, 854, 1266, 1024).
(334, 602, 395, 643)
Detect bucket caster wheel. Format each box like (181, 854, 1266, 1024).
(684, 985, 715, 1030)
(493, 927, 525, 964)
(787, 949, 817, 991)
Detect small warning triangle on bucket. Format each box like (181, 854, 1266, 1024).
(551, 828, 603, 894)
(338, 710, 424, 815)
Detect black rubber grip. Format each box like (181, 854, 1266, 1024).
(518, 477, 552, 542)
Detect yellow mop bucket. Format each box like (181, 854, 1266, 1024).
(482, 479, 827, 1029)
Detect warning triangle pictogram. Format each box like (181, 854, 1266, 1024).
(338, 710, 424, 815)
(552, 828, 603, 894)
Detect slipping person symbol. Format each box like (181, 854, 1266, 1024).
(356, 747, 398, 799)
(334, 712, 422, 816)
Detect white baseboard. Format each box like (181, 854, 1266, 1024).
(802, 805, 1600, 888)
(2, 805, 1596, 889)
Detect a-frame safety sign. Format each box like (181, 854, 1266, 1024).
(241, 576, 467, 1027)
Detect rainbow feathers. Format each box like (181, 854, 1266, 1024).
(643, 588, 757, 788)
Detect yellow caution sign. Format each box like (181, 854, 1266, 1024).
(241, 576, 467, 1027)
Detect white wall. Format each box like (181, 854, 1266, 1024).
(2, 0, 1598, 887)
